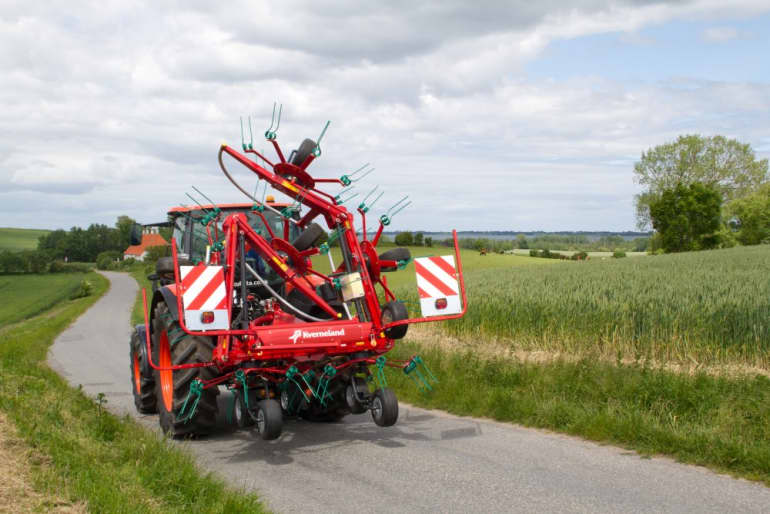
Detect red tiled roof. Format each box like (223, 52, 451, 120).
(124, 233, 169, 256)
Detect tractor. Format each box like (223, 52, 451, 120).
(129, 109, 467, 440)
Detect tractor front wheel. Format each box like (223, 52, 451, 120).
(130, 327, 157, 414)
(153, 303, 218, 438)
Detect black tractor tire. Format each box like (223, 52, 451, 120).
(130, 327, 157, 414)
(378, 247, 411, 272)
(152, 302, 219, 438)
(345, 376, 369, 414)
(290, 138, 317, 166)
(381, 300, 409, 340)
(291, 222, 325, 251)
(371, 388, 399, 427)
(255, 399, 283, 440)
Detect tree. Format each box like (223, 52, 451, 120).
(394, 232, 414, 246)
(516, 234, 529, 249)
(115, 215, 138, 249)
(634, 135, 768, 229)
(413, 232, 424, 246)
(728, 182, 770, 245)
(649, 182, 722, 253)
(424, 237, 433, 247)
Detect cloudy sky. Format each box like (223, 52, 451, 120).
(1, 1, 769, 232)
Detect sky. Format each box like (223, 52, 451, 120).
(1, 1, 769, 232)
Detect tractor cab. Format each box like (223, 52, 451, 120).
(167, 199, 301, 263)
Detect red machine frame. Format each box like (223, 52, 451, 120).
(141, 138, 467, 392)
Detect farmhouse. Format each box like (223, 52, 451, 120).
(123, 226, 168, 261)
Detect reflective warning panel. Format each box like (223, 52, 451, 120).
(180, 264, 229, 330)
(414, 255, 462, 317)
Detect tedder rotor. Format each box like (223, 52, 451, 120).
(129, 106, 468, 439)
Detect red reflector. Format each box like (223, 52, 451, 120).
(435, 298, 448, 309)
(200, 311, 215, 324)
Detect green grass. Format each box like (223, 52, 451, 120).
(388, 341, 770, 485)
(395, 245, 770, 367)
(0, 227, 50, 251)
(0, 272, 267, 513)
(0, 273, 88, 326)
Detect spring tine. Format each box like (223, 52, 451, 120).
(369, 190, 384, 209)
(240, 117, 246, 149)
(248, 116, 254, 149)
(387, 195, 410, 216)
(191, 186, 219, 209)
(185, 193, 210, 213)
(266, 102, 276, 133)
(390, 200, 412, 217)
(349, 163, 370, 177)
(362, 185, 378, 202)
(352, 167, 374, 182)
(275, 103, 282, 132)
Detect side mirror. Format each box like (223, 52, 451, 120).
(130, 224, 143, 245)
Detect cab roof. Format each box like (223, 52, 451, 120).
(167, 202, 289, 215)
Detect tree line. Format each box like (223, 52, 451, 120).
(0, 216, 139, 274)
(635, 134, 769, 253)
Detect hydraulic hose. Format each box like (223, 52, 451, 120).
(218, 146, 299, 225)
(243, 262, 328, 323)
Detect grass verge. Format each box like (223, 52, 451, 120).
(387, 340, 770, 485)
(0, 272, 267, 513)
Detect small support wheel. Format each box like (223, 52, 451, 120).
(371, 388, 399, 427)
(255, 399, 283, 440)
(381, 301, 409, 340)
(234, 389, 258, 428)
(345, 376, 369, 414)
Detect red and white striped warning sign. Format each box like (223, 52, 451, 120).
(180, 264, 229, 330)
(414, 255, 462, 317)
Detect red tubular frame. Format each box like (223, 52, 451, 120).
(142, 141, 468, 377)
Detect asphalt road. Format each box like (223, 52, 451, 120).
(49, 271, 770, 513)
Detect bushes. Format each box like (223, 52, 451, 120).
(96, 251, 123, 270)
(613, 251, 627, 258)
(0, 249, 56, 274)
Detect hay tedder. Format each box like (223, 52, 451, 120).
(129, 106, 467, 439)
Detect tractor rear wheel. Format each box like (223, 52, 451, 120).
(152, 303, 218, 438)
(130, 327, 157, 414)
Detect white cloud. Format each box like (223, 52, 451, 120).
(0, 1, 768, 232)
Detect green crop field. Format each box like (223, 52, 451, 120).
(393, 244, 770, 367)
(0, 274, 88, 327)
(0, 227, 49, 251)
(312, 245, 558, 291)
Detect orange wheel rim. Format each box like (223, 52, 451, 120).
(132, 352, 142, 394)
(159, 330, 173, 411)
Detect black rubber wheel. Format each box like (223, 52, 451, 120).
(290, 138, 317, 166)
(291, 222, 325, 251)
(381, 301, 409, 340)
(255, 399, 283, 440)
(234, 389, 258, 428)
(371, 388, 399, 427)
(152, 303, 218, 438)
(378, 247, 411, 272)
(345, 376, 369, 414)
(130, 327, 157, 414)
